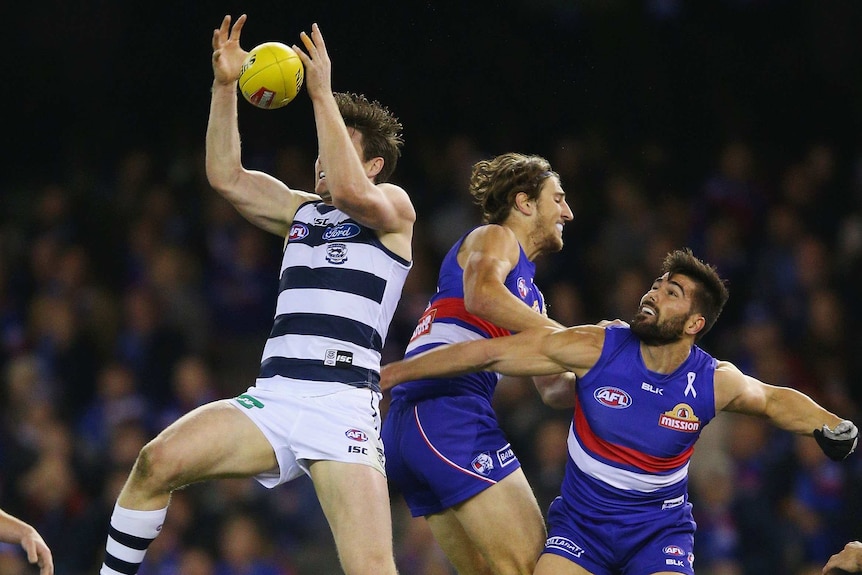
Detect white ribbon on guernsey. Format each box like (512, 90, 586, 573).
(567, 427, 689, 492)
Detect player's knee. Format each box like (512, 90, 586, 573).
(131, 438, 185, 492)
(490, 536, 544, 575)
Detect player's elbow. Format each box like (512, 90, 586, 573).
(205, 162, 242, 195)
(543, 393, 575, 410)
(534, 374, 576, 409)
(463, 288, 494, 318)
(329, 181, 369, 209)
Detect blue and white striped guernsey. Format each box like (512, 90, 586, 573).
(256, 200, 411, 393)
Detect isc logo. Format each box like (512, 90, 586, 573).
(594, 386, 632, 409)
(324, 349, 354, 367)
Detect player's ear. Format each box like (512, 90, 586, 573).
(366, 156, 384, 180)
(686, 314, 706, 336)
(514, 191, 534, 216)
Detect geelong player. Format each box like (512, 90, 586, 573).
(100, 15, 414, 575)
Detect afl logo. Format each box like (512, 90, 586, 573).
(663, 546, 686, 556)
(288, 223, 309, 241)
(323, 223, 361, 241)
(345, 429, 368, 442)
(517, 277, 529, 298)
(594, 386, 632, 409)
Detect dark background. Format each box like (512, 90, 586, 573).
(9, 1, 862, 190)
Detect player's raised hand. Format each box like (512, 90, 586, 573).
(294, 23, 332, 102)
(212, 14, 249, 85)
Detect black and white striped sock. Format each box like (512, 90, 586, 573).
(100, 504, 167, 575)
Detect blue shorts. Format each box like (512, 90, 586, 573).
(382, 395, 520, 517)
(544, 491, 696, 575)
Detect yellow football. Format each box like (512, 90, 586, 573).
(238, 42, 304, 109)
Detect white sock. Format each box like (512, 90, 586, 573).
(100, 503, 167, 575)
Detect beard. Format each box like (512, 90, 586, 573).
(529, 212, 563, 254)
(630, 312, 687, 345)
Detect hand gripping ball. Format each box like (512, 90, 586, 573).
(238, 42, 304, 109)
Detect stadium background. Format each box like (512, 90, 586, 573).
(3, 1, 862, 573)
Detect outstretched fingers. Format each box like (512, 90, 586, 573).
(229, 14, 247, 43)
(213, 14, 246, 50)
(310, 23, 329, 59)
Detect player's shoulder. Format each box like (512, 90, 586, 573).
(464, 224, 519, 250)
(378, 181, 417, 224)
(713, 360, 746, 388)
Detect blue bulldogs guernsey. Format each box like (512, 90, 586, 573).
(564, 325, 717, 508)
(391, 229, 545, 404)
(256, 201, 411, 393)
(543, 325, 718, 573)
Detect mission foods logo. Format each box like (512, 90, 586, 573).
(594, 386, 632, 409)
(658, 403, 701, 432)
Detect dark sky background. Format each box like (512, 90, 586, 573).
(6, 1, 862, 195)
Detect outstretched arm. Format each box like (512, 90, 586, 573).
(294, 24, 415, 237)
(715, 361, 857, 460)
(0, 510, 53, 575)
(381, 324, 604, 391)
(206, 14, 317, 236)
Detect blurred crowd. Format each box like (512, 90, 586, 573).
(1, 127, 861, 574)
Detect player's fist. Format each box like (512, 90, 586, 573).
(814, 420, 858, 461)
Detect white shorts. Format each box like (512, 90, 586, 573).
(229, 384, 386, 487)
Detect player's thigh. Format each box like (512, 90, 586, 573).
(534, 553, 595, 575)
(309, 460, 396, 569)
(451, 468, 546, 568)
(426, 509, 492, 575)
(144, 400, 277, 481)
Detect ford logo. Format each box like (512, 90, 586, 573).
(322, 223, 361, 240)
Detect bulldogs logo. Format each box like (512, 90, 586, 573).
(471, 452, 494, 475)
